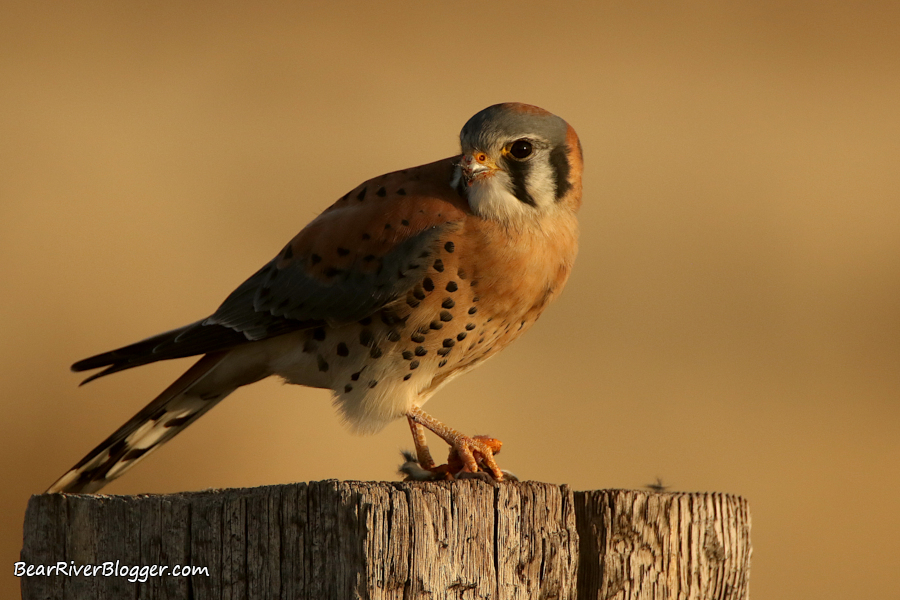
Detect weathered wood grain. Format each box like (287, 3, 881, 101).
(19, 481, 749, 599)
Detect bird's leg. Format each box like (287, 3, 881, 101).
(407, 416, 436, 471)
(406, 405, 504, 481)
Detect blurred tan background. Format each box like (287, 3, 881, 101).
(2, 1, 899, 597)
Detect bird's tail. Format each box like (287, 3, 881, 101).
(48, 351, 246, 494)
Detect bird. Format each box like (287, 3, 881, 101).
(47, 102, 583, 494)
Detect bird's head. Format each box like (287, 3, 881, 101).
(453, 103, 583, 225)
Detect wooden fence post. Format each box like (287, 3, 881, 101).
(19, 481, 750, 599)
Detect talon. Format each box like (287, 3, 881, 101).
(405, 406, 507, 481)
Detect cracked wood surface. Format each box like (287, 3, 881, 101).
(20, 481, 749, 599)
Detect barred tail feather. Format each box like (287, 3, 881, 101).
(48, 352, 237, 494)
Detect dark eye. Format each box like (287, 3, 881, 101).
(509, 139, 533, 160)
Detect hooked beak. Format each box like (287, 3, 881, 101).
(461, 152, 499, 185)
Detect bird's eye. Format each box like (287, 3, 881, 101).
(509, 139, 533, 160)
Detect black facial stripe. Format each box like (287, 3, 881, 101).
(550, 144, 571, 200)
(503, 156, 537, 207)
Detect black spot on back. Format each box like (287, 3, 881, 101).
(433, 259, 444, 272)
(444, 241, 455, 253)
(376, 186, 386, 197)
(442, 298, 455, 309)
(423, 277, 434, 292)
(283, 245, 293, 259)
(397, 188, 406, 195)
(446, 281, 458, 292)
(337, 247, 350, 257)
(357, 187, 367, 201)
(311, 254, 322, 265)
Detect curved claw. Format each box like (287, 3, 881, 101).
(405, 407, 507, 481)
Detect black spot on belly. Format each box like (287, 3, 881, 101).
(387, 329, 401, 342)
(370, 346, 383, 358)
(313, 327, 326, 341)
(457, 332, 467, 341)
(415, 346, 427, 356)
(344, 384, 353, 393)
(446, 281, 458, 292)
(439, 310, 453, 322)
(433, 259, 444, 272)
(442, 338, 455, 348)
(402, 350, 414, 360)
(360, 329, 374, 347)
(351, 371, 361, 381)
(369, 380, 378, 388)
(410, 360, 420, 370)
(423, 277, 434, 292)
(413, 286, 426, 300)
(442, 298, 455, 309)
(430, 320, 443, 330)
(411, 331, 426, 343)
(403, 374, 412, 380)
(317, 355, 329, 372)
(465, 323, 476, 331)
(438, 359, 448, 367)
(337, 342, 349, 357)
(468, 307, 478, 315)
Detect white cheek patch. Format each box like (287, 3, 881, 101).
(466, 173, 536, 224)
(524, 155, 558, 207)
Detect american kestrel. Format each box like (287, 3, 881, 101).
(48, 103, 583, 493)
